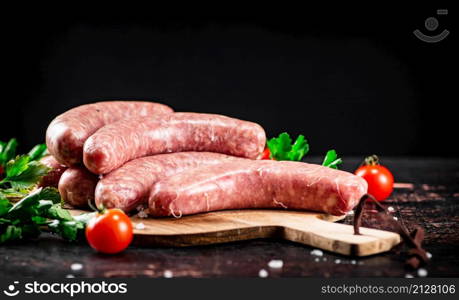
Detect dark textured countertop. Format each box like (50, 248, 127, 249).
(1, 157, 458, 278)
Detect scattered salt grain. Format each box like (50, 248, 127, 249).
(310, 249, 323, 257)
(387, 206, 395, 213)
(417, 268, 428, 277)
(427, 252, 432, 259)
(70, 263, 83, 271)
(137, 210, 149, 219)
(163, 270, 173, 278)
(405, 274, 414, 278)
(351, 260, 356, 265)
(334, 259, 341, 264)
(258, 269, 268, 278)
(66, 274, 75, 278)
(268, 260, 283, 269)
(135, 222, 146, 230)
(393, 216, 398, 221)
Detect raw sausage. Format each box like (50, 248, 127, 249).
(96, 152, 242, 212)
(38, 155, 67, 188)
(59, 167, 98, 208)
(84, 113, 266, 174)
(149, 160, 368, 217)
(46, 101, 173, 166)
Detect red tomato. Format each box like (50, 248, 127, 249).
(85, 209, 133, 254)
(355, 164, 394, 201)
(260, 148, 273, 160)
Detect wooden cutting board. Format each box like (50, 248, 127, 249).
(70, 209, 401, 256)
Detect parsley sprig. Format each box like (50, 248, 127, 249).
(0, 138, 93, 244)
(321, 149, 343, 169)
(267, 133, 309, 161)
(266, 132, 342, 169)
(0, 138, 19, 167)
(0, 138, 49, 198)
(0, 187, 92, 243)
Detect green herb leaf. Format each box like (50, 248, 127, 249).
(48, 220, 84, 241)
(267, 133, 309, 161)
(0, 195, 12, 216)
(0, 225, 22, 243)
(267, 132, 292, 161)
(0, 138, 18, 166)
(5, 155, 30, 178)
(6, 188, 44, 216)
(38, 187, 61, 204)
(0, 217, 11, 225)
(4, 161, 50, 189)
(288, 135, 309, 161)
(28, 144, 48, 161)
(31, 215, 48, 225)
(36, 200, 54, 215)
(0, 141, 6, 156)
(47, 204, 74, 221)
(322, 149, 343, 169)
(0, 188, 29, 201)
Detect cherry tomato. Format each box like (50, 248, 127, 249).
(260, 148, 273, 160)
(355, 159, 394, 201)
(85, 209, 133, 254)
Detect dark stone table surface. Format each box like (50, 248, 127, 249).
(1, 157, 458, 278)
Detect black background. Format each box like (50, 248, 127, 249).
(2, 7, 456, 157)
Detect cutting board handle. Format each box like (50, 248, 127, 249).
(281, 217, 401, 256)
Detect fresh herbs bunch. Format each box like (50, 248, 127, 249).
(0, 187, 91, 243)
(267, 133, 309, 161)
(0, 138, 92, 244)
(266, 133, 343, 169)
(0, 138, 49, 199)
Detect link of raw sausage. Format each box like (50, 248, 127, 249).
(149, 160, 368, 217)
(58, 167, 98, 208)
(96, 152, 243, 212)
(38, 155, 67, 188)
(83, 113, 266, 174)
(46, 101, 173, 166)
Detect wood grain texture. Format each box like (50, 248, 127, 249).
(70, 209, 400, 256)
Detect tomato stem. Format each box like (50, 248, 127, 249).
(363, 154, 380, 166)
(87, 198, 106, 214)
